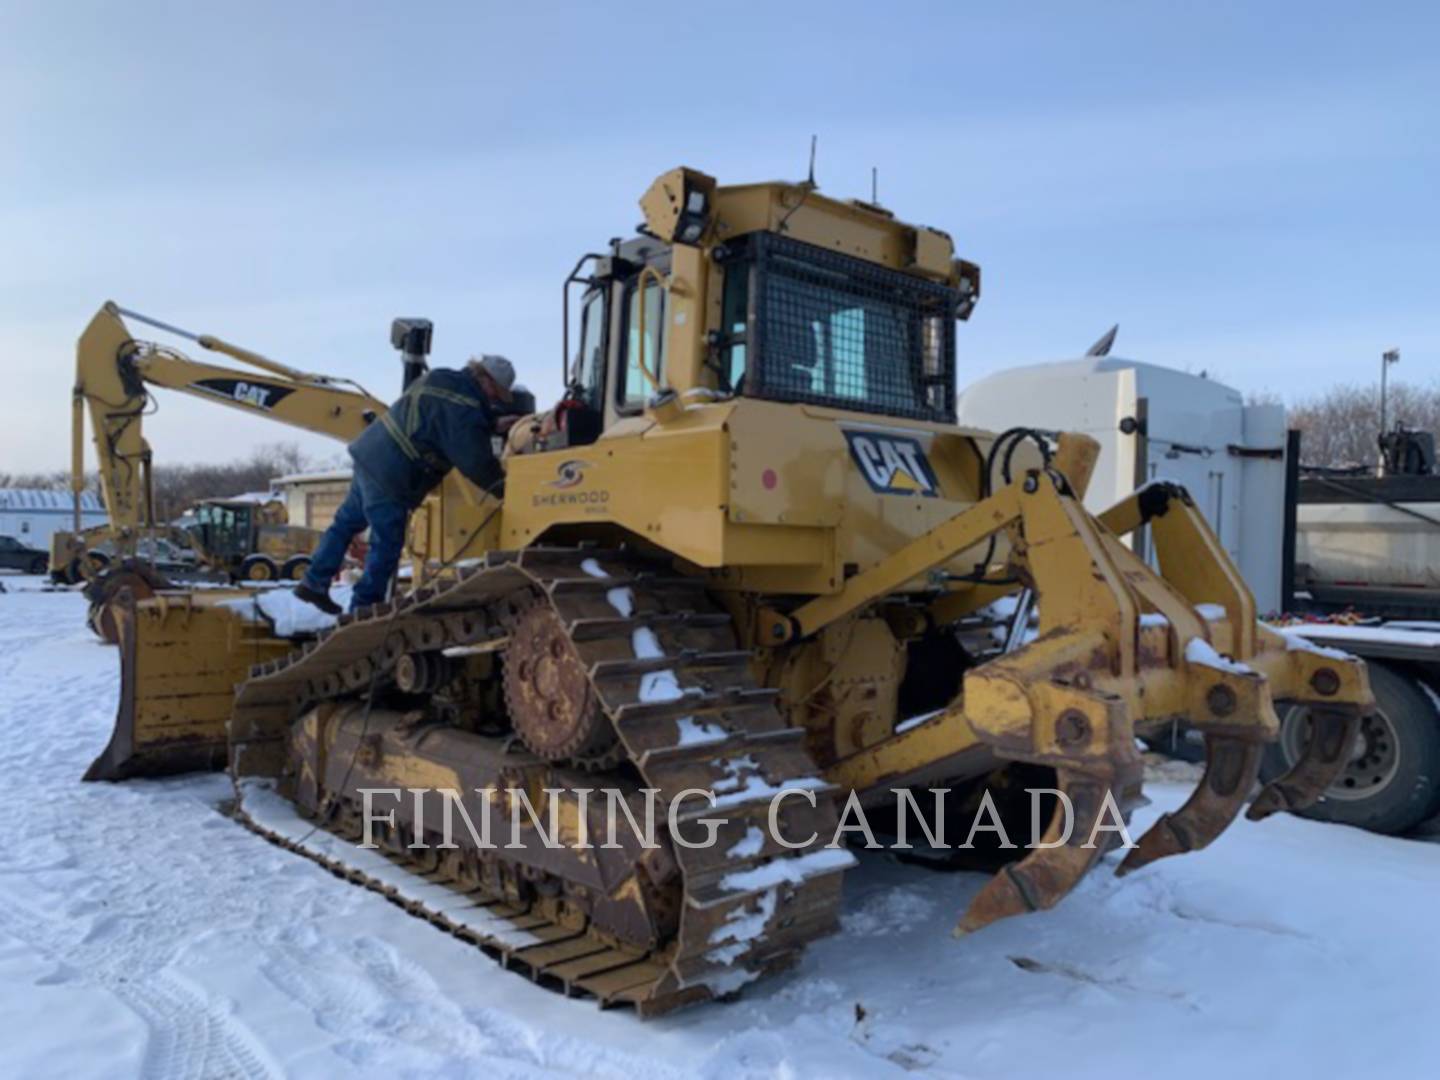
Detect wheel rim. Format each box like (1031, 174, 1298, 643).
(1280, 704, 1400, 801)
(248, 562, 273, 581)
(288, 561, 309, 581)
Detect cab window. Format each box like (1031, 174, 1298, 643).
(621, 278, 666, 410)
(573, 289, 607, 408)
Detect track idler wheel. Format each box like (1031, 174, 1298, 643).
(503, 603, 621, 769)
(395, 651, 456, 695)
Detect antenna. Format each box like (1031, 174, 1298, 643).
(871, 166, 878, 205)
(806, 135, 817, 188)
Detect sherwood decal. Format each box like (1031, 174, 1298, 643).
(532, 489, 610, 507)
(549, 459, 592, 489)
(844, 431, 940, 497)
(191, 378, 296, 411)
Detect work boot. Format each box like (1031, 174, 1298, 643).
(294, 582, 341, 616)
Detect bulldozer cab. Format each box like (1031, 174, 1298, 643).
(563, 237, 674, 443)
(564, 227, 960, 439)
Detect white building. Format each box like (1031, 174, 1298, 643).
(0, 489, 107, 549)
(271, 469, 353, 530)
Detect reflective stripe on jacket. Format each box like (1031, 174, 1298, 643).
(348, 368, 503, 508)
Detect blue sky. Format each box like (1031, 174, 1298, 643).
(2, 0, 1436, 471)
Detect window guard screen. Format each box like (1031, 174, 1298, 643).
(738, 232, 958, 423)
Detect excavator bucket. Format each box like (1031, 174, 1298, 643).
(84, 588, 293, 781)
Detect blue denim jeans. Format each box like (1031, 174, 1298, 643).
(301, 469, 410, 610)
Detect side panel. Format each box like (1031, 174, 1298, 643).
(493, 399, 988, 592)
(499, 414, 732, 567)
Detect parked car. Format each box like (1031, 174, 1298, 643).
(0, 534, 48, 574)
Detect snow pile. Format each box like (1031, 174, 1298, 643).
(639, 670, 685, 703)
(726, 826, 765, 859)
(1281, 630, 1354, 661)
(631, 625, 663, 658)
(1279, 623, 1440, 649)
(1184, 637, 1254, 675)
(220, 584, 352, 638)
(708, 890, 778, 965)
(674, 716, 726, 747)
(720, 848, 858, 893)
(605, 585, 634, 618)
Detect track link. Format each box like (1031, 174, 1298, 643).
(230, 547, 851, 1014)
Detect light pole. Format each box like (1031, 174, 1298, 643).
(1379, 348, 1401, 474)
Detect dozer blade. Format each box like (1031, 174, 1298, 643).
(82, 559, 173, 645)
(84, 587, 293, 781)
(1247, 706, 1364, 821)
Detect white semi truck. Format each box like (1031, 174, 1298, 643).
(959, 346, 1440, 835)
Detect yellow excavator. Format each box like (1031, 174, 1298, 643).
(56, 302, 387, 638)
(85, 167, 1374, 1015)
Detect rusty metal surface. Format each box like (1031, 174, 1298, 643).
(957, 768, 1140, 935)
(230, 547, 848, 1014)
(83, 563, 170, 644)
(1118, 737, 1264, 875)
(1247, 706, 1364, 821)
(504, 601, 618, 767)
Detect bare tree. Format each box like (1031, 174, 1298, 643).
(1289, 380, 1440, 470)
(149, 442, 312, 521)
(0, 469, 101, 496)
(3, 442, 313, 520)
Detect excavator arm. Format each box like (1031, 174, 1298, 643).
(68, 302, 386, 554)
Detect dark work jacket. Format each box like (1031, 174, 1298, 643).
(349, 368, 503, 508)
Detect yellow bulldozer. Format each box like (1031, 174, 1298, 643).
(85, 167, 1374, 1015)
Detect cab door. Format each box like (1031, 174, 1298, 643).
(603, 271, 668, 430)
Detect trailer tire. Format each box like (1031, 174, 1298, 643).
(1262, 662, 1440, 835)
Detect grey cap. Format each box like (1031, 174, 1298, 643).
(469, 354, 516, 400)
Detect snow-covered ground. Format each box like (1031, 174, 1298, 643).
(1, 575, 1436, 1079)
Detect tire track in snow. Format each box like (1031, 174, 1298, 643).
(0, 591, 280, 1079)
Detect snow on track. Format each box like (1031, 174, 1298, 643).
(2, 574, 1439, 1078)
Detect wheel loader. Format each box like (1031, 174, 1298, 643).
(85, 166, 1375, 1015)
